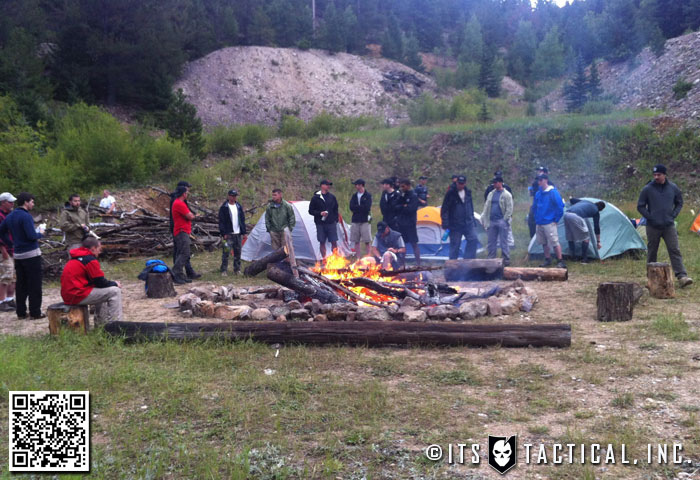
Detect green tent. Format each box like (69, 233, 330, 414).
(528, 198, 647, 260)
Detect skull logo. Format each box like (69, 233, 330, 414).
(493, 439, 512, 467)
(488, 435, 517, 474)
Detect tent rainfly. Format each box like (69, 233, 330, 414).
(405, 206, 485, 260)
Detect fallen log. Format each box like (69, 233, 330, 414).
(503, 267, 568, 281)
(244, 248, 288, 277)
(444, 258, 504, 281)
(267, 265, 347, 304)
(298, 266, 390, 308)
(347, 277, 407, 299)
(104, 321, 571, 348)
(647, 262, 674, 299)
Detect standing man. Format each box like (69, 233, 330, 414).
(483, 170, 513, 201)
(371, 221, 406, 270)
(637, 165, 693, 287)
(396, 179, 421, 265)
(349, 179, 372, 256)
(99, 189, 117, 222)
(533, 174, 566, 268)
(481, 176, 513, 265)
(441, 175, 478, 259)
(169, 181, 201, 280)
(528, 166, 550, 238)
(171, 186, 196, 285)
(0, 192, 45, 319)
(309, 180, 339, 259)
(379, 178, 400, 228)
(59, 194, 90, 250)
(564, 198, 606, 263)
(265, 189, 296, 250)
(61, 237, 122, 326)
(446, 174, 459, 193)
(0, 192, 17, 312)
(415, 176, 430, 206)
(218, 189, 246, 276)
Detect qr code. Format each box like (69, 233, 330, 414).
(9, 391, 90, 472)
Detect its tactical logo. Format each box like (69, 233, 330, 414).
(488, 435, 517, 474)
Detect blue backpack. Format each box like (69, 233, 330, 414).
(138, 259, 173, 291)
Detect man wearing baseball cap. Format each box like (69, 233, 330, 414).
(533, 173, 566, 269)
(441, 175, 478, 259)
(349, 179, 372, 256)
(637, 164, 692, 287)
(415, 176, 430, 206)
(309, 180, 339, 259)
(528, 166, 551, 238)
(218, 189, 246, 276)
(0, 192, 17, 311)
(379, 178, 400, 228)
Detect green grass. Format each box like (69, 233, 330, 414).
(649, 313, 699, 341)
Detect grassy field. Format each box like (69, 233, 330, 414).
(1, 201, 699, 479)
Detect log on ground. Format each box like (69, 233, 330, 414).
(647, 262, 674, 299)
(243, 248, 288, 277)
(444, 258, 504, 281)
(596, 282, 639, 322)
(503, 267, 568, 281)
(267, 264, 348, 304)
(104, 321, 571, 348)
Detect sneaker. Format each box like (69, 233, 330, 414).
(679, 276, 694, 288)
(580, 258, 591, 264)
(30, 313, 47, 320)
(0, 302, 15, 312)
(173, 278, 187, 285)
(539, 259, 552, 268)
(184, 278, 193, 283)
(187, 273, 202, 280)
(556, 260, 567, 269)
(17, 313, 27, 319)
(233, 270, 241, 276)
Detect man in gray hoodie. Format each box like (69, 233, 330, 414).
(637, 164, 692, 288)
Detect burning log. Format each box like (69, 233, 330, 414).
(267, 264, 348, 304)
(347, 277, 407, 299)
(443, 259, 504, 281)
(297, 266, 391, 307)
(104, 321, 571, 348)
(243, 248, 288, 277)
(503, 267, 568, 281)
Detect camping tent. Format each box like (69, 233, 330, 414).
(405, 206, 485, 260)
(241, 201, 352, 262)
(528, 198, 647, 259)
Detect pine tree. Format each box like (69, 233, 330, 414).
(477, 101, 491, 122)
(381, 15, 403, 60)
(587, 61, 603, 99)
(403, 33, 423, 71)
(532, 27, 566, 81)
(563, 56, 589, 112)
(507, 20, 537, 85)
(479, 50, 501, 98)
(162, 89, 205, 158)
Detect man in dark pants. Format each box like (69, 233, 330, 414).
(440, 175, 478, 259)
(0, 192, 45, 319)
(171, 186, 196, 285)
(169, 181, 201, 280)
(349, 179, 372, 256)
(637, 164, 693, 287)
(564, 198, 606, 263)
(415, 176, 429, 206)
(528, 166, 549, 238)
(218, 189, 246, 276)
(371, 221, 406, 270)
(379, 178, 400, 228)
(396, 179, 421, 265)
(483, 170, 513, 201)
(309, 180, 339, 259)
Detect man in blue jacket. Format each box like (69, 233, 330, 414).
(533, 174, 566, 268)
(218, 189, 246, 276)
(637, 165, 692, 287)
(0, 192, 45, 319)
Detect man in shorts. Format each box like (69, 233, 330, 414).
(308, 180, 339, 259)
(0, 192, 17, 312)
(533, 174, 566, 268)
(349, 179, 372, 256)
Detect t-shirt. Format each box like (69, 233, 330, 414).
(458, 189, 466, 202)
(99, 195, 116, 209)
(490, 190, 503, 221)
(228, 203, 240, 234)
(172, 198, 192, 235)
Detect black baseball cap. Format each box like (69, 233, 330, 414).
(457, 175, 467, 183)
(419, 176, 428, 180)
(492, 176, 504, 184)
(377, 221, 389, 231)
(228, 189, 238, 196)
(177, 180, 192, 188)
(320, 179, 333, 186)
(451, 174, 459, 180)
(536, 173, 549, 181)
(653, 164, 667, 174)
(536, 166, 548, 173)
(380, 178, 393, 185)
(352, 179, 365, 185)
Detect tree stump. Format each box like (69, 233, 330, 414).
(647, 262, 675, 299)
(146, 272, 177, 298)
(596, 282, 638, 322)
(47, 303, 88, 335)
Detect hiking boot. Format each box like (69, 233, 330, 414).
(679, 276, 694, 288)
(580, 258, 591, 264)
(30, 313, 47, 320)
(184, 278, 193, 283)
(503, 259, 511, 267)
(539, 259, 552, 268)
(187, 272, 202, 280)
(173, 277, 187, 285)
(0, 302, 15, 312)
(233, 270, 241, 276)
(556, 260, 567, 269)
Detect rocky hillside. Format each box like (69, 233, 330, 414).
(174, 46, 434, 127)
(541, 31, 700, 124)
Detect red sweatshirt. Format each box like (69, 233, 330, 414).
(61, 247, 117, 304)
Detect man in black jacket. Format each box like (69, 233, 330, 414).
(309, 180, 339, 259)
(349, 179, 372, 256)
(218, 189, 247, 276)
(637, 165, 692, 287)
(169, 181, 201, 280)
(396, 179, 421, 265)
(415, 176, 429, 206)
(379, 178, 400, 228)
(441, 175, 478, 259)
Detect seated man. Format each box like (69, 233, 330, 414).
(60, 237, 123, 326)
(370, 221, 406, 270)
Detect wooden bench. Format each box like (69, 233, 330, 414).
(47, 303, 89, 335)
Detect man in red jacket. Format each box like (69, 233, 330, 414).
(61, 237, 122, 326)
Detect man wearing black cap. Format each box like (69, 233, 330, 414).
(309, 180, 339, 259)
(528, 166, 549, 238)
(218, 189, 246, 276)
(637, 165, 693, 287)
(447, 174, 459, 193)
(380, 178, 400, 228)
(441, 175, 478, 259)
(371, 221, 406, 269)
(349, 179, 372, 256)
(169, 181, 201, 280)
(533, 173, 566, 268)
(481, 176, 513, 265)
(483, 170, 513, 201)
(415, 176, 429, 206)
(397, 179, 421, 265)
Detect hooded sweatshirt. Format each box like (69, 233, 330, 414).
(637, 179, 683, 229)
(533, 185, 564, 225)
(59, 203, 89, 245)
(61, 247, 117, 304)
